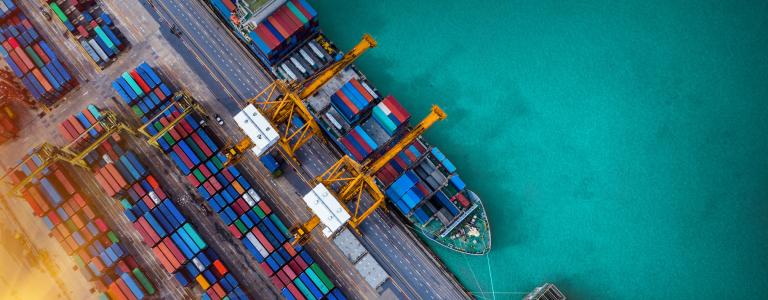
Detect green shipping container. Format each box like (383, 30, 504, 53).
(131, 105, 144, 118)
(107, 231, 119, 243)
(49, 3, 69, 23)
(310, 263, 335, 290)
(270, 215, 291, 239)
(132, 268, 156, 295)
(94, 26, 118, 53)
(185, 138, 207, 161)
(372, 106, 397, 133)
(182, 223, 207, 249)
(234, 220, 247, 234)
(286, 2, 308, 25)
(211, 155, 224, 170)
(122, 72, 144, 96)
(193, 169, 206, 183)
(293, 278, 316, 300)
(25, 47, 44, 68)
(252, 206, 266, 219)
(305, 268, 330, 294)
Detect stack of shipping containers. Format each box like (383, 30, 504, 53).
(113, 62, 348, 300)
(0, 0, 77, 106)
(10, 151, 156, 299)
(46, 0, 127, 68)
(111, 62, 174, 123)
(79, 76, 250, 298)
(208, 0, 319, 67)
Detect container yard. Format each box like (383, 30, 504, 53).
(0, 0, 478, 299)
(0, 0, 77, 107)
(46, 0, 129, 69)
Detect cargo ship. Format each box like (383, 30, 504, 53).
(208, 0, 491, 255)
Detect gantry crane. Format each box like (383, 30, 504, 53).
(137, 92, 204, 147)
(223, 34, 377, 164)
(291, 105, 446, 244)
(1, 110, 134, 195)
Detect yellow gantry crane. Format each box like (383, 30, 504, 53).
(291, 105, 447, 244)
(137, 92, 204, 147)
(1, 110, 134, 195)
(223, 34, 377, 164)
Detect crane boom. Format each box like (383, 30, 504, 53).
(314, 105, 447, 235)
(299, 34, 377, 99)
(226, 34, 378, 165)
(363, 105, 446, 174)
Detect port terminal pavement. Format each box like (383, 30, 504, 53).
(0, 0, 471, 299)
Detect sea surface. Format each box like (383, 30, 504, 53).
(309, 1, 768, 299)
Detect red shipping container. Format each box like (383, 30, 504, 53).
(179, 117, 194, 135)
(220, 0, 235, 11)
(67, 115, 86, 136)
(269, 274, 284, 290)
(251, 227, 275, 252)
(211, 283, 226, 298)
(384, 96, 411, 123)
(53, 170, 76, 195)
(278, 6, 301, 32)
(99, 167, 120, 195)
(157, 241, 181, 269)
(163, 238, 186, 265)
(350, 79, 374, 102)
(191, 133, 213, 157)
(58, 121, 74, 141)
(213, 259, 228, 276)
(7, 37, 19, 48)
(130, 70, 151, 93)
(254, 24, 279, 49)
(287, 282, 305, 300)
(340, 137, 363, 161)
(349, 130, 372, 154)
(153, 87, 165, 100)
(172, 144, 194, 169)
(138, 217, 160, 245)
(294, 255, 308, 270)
(33, 44, 50, 64)
(267, 16, 289, 39)
(106, 163, 128, 189)
(132, 182, 147, 198)
(336, 90, 359, 114)
(107, 281, 128, 300)
(32, 69, 53, 92)
(283, 6, 305, 32)
(133, 221, 153, 245)
(151, 246, 175, 273)
(259, 261, 274, 276)
(258, 200, 272, 215)
(228, 224, 242, 239)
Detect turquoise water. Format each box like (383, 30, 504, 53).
(310, 1, 768, 299)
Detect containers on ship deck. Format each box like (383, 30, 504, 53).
(48, 0, 128, 68)
(329, 78, 377, 124)
(0, 3, 77, 106)
(371, 95, 410, 136)
(208, 0, 319, 66)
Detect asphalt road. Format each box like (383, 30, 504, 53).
(132, 0, 470, 299)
